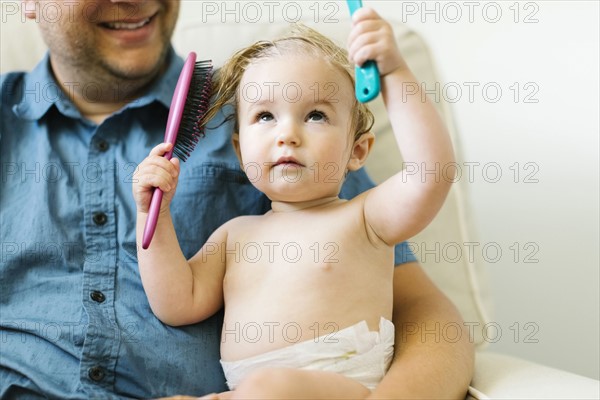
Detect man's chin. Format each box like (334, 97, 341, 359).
(102, 56, 165, 85)
(102, 44, 168, 77)
(110, 65, 159, 81)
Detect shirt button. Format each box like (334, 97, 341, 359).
(95, 139, 109, 152)
(90, 291, 106, 303)
(88, 366, 105, 382)
(93, 212, 108, 226)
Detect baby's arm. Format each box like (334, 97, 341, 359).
(349, 8, 455, 245)
(133, 143, 226, 326)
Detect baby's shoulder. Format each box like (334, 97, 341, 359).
(220, 214, 265, 231)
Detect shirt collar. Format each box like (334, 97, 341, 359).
(14, 47, 183, 121)
(13, 52, 59, 120)
(124, 47, 184, 111)
(144, 47, 184, 109)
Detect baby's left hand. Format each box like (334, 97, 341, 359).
(347, 7, 406, 77)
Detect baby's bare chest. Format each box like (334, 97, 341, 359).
(227, 211, 367, 267)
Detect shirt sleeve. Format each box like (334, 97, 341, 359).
(339, 168, 418, 266)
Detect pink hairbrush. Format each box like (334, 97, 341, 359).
(142, 52, 212, 249)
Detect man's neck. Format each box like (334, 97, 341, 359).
(75, 99, 129, 125)
(49, 58, 157, 125)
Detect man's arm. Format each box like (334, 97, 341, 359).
(370, 262, 475, 399)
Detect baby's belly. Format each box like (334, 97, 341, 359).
(221, 266, 392, 361)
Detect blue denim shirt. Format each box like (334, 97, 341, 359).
(0, 49, 416, 399)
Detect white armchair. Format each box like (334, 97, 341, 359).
(2, 2, 598, 398)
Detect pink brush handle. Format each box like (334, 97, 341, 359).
(142, 52, 197, 249)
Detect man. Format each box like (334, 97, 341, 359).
(0, 0, 473, 398)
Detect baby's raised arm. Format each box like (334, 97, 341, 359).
(349, 8, 455, 245)
(133, 143, 226, 326)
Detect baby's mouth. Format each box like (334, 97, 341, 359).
(275, 157, 304, 167)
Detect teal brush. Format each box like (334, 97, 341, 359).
(347, 0, 381, 103)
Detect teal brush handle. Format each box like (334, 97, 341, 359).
(347, 0, 380, 103)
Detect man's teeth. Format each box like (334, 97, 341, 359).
(105, 18, 150, 30)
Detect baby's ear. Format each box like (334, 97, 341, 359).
(347, 132, 375, 171)
(231, 133, 244, 167)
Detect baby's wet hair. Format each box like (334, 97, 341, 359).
(201, 23, 374, 141)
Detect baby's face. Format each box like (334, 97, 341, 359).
(233, 55, 356, 203)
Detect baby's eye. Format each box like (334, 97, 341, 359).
(307, 110, 328, 123)
(256, 111, 274, 122)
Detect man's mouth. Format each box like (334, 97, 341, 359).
(101, 14, 155, 30)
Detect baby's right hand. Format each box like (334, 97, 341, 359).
(132, 143, 180, 214)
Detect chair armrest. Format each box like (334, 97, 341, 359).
(467, 351, 599, 399)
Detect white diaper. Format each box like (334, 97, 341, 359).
(220, 317, 394, 390)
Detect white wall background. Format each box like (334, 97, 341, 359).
(366, 0, 599, 379)
(1, 0, 598, 381)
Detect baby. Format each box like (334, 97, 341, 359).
(134, 8, 454, 399)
